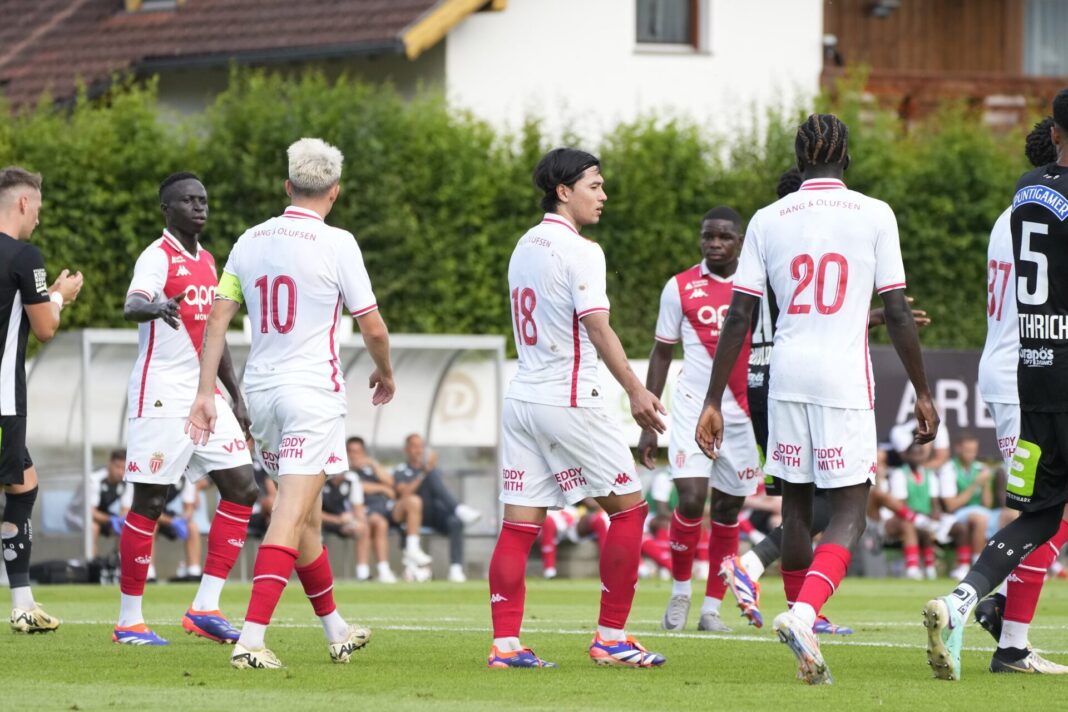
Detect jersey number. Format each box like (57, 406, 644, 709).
(254, 275, 297, 334)
(786, 253, 849, 315)
(1018, 221, 1049, 306)
(511, 287, 537, 346)
(987, 259, 1012, 321)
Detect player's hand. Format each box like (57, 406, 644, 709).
(695, 402, 724, 460)
(232, 399, 252, 440)
(155, 294, 184, 330)
(629, 387, 666, 434)
(638, 429, 659, 470)
(912, 393, 940, 445)
(185, 392, 218, 446)
(976, 467, 992, 486)
(51, 269, 84, 304)
(369, 369, 395, 406)
(869, 297, 930, 329)
(109, 515, 125, 534)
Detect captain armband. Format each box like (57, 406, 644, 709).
(216, 272, 244, 304)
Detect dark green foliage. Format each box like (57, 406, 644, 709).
(0, 70, 1032, 354)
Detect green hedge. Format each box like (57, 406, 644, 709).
(0, 70, 1031, 355)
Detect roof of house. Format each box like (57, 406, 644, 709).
(0, 0, 502, 107)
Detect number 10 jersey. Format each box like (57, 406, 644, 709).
(733, 178, 907, 410)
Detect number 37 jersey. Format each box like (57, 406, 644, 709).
(219, 206, 378, 396)
(733, 179, 906, 410)
(1011, 164, 1068, 412)
(506, 214, 610, 408)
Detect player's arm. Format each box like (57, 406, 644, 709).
(320, 506, 344, 526)
(18, 244, 82, 342)
(868, 296, 930, 330)
(695, 292, 759, 458)
(583, 312, 667, 434)
(394, 469, 425, 498)
(186, 278, 242, 445)
(639, 280, 681, 467)
(124, 292, 183, 330)
(217, 342, 251, 437)
(881, 289, 939, 444)
(355, 310, 395, 406)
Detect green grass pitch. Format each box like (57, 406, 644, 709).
(3, 577, 1068, 711)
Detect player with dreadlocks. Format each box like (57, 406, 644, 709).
(926, 115, 1068, 677)
(696, 113, 938, 684)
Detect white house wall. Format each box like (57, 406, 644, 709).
(445, 0, 824, 141)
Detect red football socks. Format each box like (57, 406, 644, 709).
(904, 544, 919, 570)
(1005, 519, 1068, 624)
(540, 516, 558, 571)
(705, 521, 740, 600)
(204, 500, 252, 580)
(781, 567, 806, 607)
(669, 510, 703, 581)
(245, 544, 298, 626)
(295, 546, 337, 617)
(598, 502, 647, 629)
(489, 520, 540, 639)
(794, 543, 851, 614)
(119, 511, 157, 596)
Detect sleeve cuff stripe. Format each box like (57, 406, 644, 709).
(733, 285, 763, 297)
(577, 307, 610, 317)
(127, 289, 153, 300)
(655, 335, 680, 344)
(877, 282, 907, 294)
(351, 303, 378, 317)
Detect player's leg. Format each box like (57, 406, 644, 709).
(662, 474, 709, 629)
(487, 399, 555, 668)
(4, 456, 58, 634)
(924, 410, 1067, 681)
(698, 488, 743, 632)
(353, 510, 371, 581)
(114, 481, 171, 643)
(539, 510, 561, 579)
(367, 512, 395, 583)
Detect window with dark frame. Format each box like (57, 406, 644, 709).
(636, 0, 699, 48)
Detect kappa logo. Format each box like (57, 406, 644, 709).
(127, 462, 142, 473)
(869, 463, 878, 475)
(175, 265, 191, 277)
(326, 452, 342, 465)
(600, 582, 610, 593)
(134, 555, 152, 565)
(690, 288, 708, 299)
(489, 593, 508, 604)
(1006, 572, 1023, 584)
(614, 473, 632, 486)
(227, 538, 245, 548)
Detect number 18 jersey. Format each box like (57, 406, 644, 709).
(220, 206, 378, 396)
(1011, 164, 1068, 412)
(505, 214, 610, 408)
(733, 179, 906, 410)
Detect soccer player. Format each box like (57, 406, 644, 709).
(320, 468, 369, 575)
(0, 166, 82, 633)
(487, 147, 667, 669)
(113, 173, 259, 646)
(187, 138, 395, 669)
(925, 108, 1068, 678)
(637, 206, 761, 633)
(696, 114, 939, 684)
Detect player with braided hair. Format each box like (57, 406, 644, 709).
(696, 113, 938, 684)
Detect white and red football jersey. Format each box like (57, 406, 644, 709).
(733, 178, 906, 410)
(126, 230, 219, 418)
(505, 214, 610, 408)
(978, 208, 1018, 405)
(222, 206, 377, 396)
(654, 262, 751, 419)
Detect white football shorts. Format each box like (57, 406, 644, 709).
(125, 394, 251, 486)
(765, 397, 877, 489)
(500, 398, 641, 509)
(668, 386, 761, 496)
(248, 386, 348, 477)
(987, 400, 1020, 467)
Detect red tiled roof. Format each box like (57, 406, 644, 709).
(0, 0, 444, 107)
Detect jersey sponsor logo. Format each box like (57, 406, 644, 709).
(489, 593, 508, 604)
(614, 472, 632, 486)
(1018, 313, 1068, 341)
(736, 467, 761, 481)
(260, 449, 279, 470)
(222, 438, 247, 454)
(183, 284, 217, 315)
(175, 265, 191, 277)
(771, 442, 802, 468)
(1019, 346, 1054, 368)
(502, 468, 524, 492)
(684, 279, 708, 290)
(279, 436, 305, 461)
(326, 452, 342, 465)
(814, 446, 845, 471)
(127, 461, 142, 473)
(553, 467, 588, 493)
(149, 451, 165, 474)
(1012, 184, 1068, 221)
(998, 435, 1017, 460)
(171, 255, 186, 264)
(32, 268, 47, 295)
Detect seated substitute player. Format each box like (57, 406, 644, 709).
(936, 432, 993, 579)
(487, 148, 667, 669)
(320, 469, 369, 575)
(886, 437, 943, 580)
(393, 433, 482, 583)
(696, 114, 939, 684)
(1, 166, 83, 633)
(187, 138, 395, 670)
(64, 449, 128, 557)
(114, 172, 259, 646)
(637, 205, 762, 633)
(925, 102, 1068, 679)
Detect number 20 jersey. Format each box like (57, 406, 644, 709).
(1011, 164, 1068, 411)
(733, 178, 907, 410)
(505, 214, 611, 408)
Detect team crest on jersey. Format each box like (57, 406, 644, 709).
(1012, 184, 1068, 221)
(675, 452, 686, 469)
(149, 451, 165, 474)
